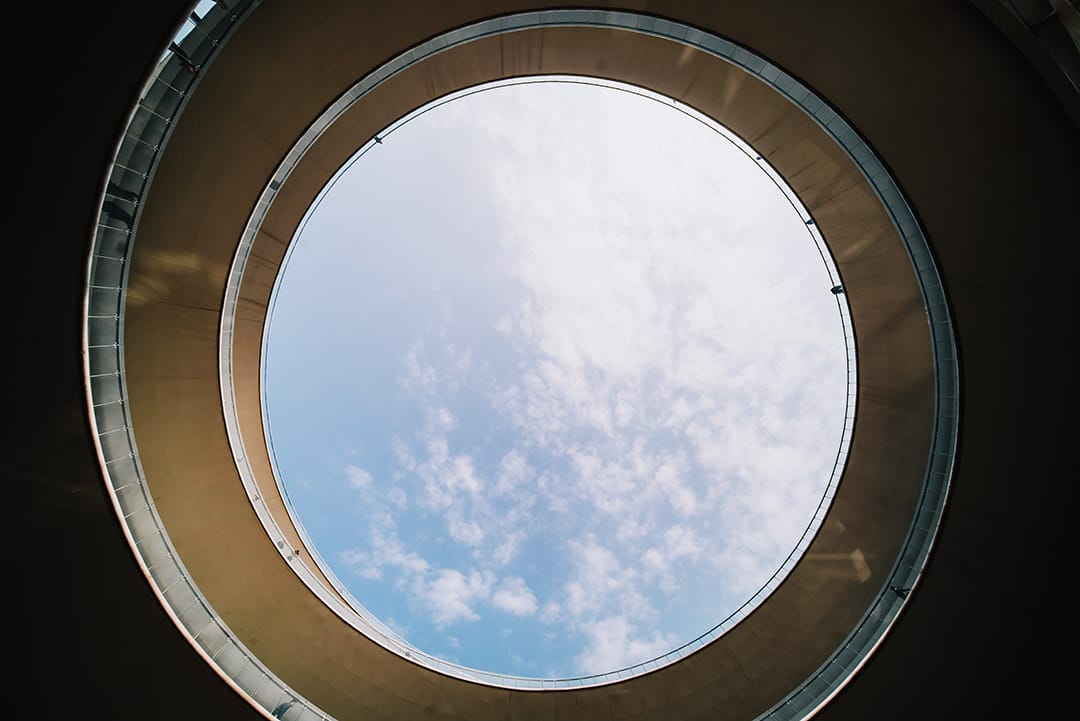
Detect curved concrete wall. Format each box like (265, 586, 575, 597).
(120, 5, 936, 719)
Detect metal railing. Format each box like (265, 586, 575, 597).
(83, 2, 326, 720)
(84, 4, 957, 720)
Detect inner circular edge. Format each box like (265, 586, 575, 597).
(216, 12, 941, 695)
(259, 74, 856, 682)
(82, 4, 959, 719)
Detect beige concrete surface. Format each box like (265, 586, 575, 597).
(125, 3, 933, 719)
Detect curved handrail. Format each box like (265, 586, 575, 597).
(83, 4, 957, 719)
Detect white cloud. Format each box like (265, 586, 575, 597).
(642, 547, 667, 575)
(655, 455, 696, 517)
(401, 341, 437, 396)
(569, 447, 639, 516)
(400, 340, 473, 399)
(490, 529, 525, 567)
(641, 525, 704, 594)
(492, 576, 538, 616)
(496, 449, 532, 494)
(615, 517, 651, 543)
(431, 406, 456, 432)
(409, 437, 482, 511)
(540, 601, 562, 624)
(345, 465, 373, 492)
(446, 512, 485, 547)
(418, 568, 494, 626)
(387, 487, 408, 510)
(340, 524, 429, 580)
(574, 615, 677, 675)
(613, 391, 636, 428)
(562, 536, 650, 622)
(664, 525, 702, 560)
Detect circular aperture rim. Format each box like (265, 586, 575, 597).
(82, 3, 958, 718)
(254, 72, 858, 686)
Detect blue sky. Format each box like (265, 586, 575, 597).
(262, 78, 848, 679)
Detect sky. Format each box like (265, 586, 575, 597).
(262, 78, 850, 680)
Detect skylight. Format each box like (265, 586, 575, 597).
(262, 77, 852, 681)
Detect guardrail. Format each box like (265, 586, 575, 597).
(85, 5, 957, 720)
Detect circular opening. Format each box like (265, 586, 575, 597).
(262, 77, 853, 681)
(85, 5, 957, 716)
